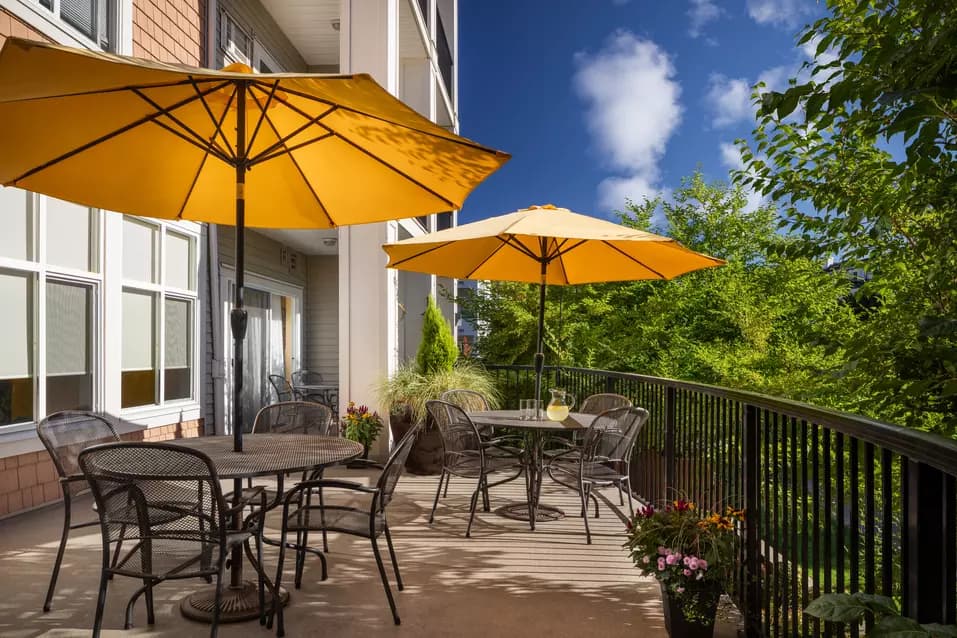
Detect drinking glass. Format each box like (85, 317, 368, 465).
(520, 399, 541, 420)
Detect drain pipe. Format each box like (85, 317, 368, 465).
(207, 223, 226, 435)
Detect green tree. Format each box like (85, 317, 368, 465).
(738, 0, 957, 433)
(416, 295, 458, 375)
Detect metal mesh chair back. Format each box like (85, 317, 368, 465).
(439, 389, 490, 412)
(253, 401, 335, 436)
(291, 369, 324, 386)
(426, 400, 484, 469)
(79, 442, 226, 549)
(580, 393, 632, 415)
(375, 422, 422, 512)
(269, 374, 296, 403)
(37, 411, 121, 479)
(581, 406, 650, 474)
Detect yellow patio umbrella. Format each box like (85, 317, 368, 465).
(0, 37, 509, 449)
(382, 204, 725, 404)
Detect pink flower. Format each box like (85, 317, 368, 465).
(658, 546, 668, 556)
(682, 556, 691, 566)
(683, 569, 691, 577)
(642, 556, 650, 564)
(698, 559, 708, 569)
(676, 587, 685, 594)
(688, 558, 699, 570)
(665, 554, 678, 565)
(657, 559, 666, 571)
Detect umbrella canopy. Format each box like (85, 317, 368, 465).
(0, 38, 510, 450)
(382, 205, 725, 402)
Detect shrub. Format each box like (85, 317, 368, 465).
(416, 296, 458, 376)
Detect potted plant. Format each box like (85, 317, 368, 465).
(376, 297, 501, 473)
(624, 499, 744, 638)
(342, 401, 383, 463)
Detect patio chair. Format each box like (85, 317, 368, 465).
(291, 369, 323, 387)
(269, 421, 424, 634)
(36, 411, 121, 612)
(268, 374, 297, 403)
(78, 442, 271, 638)
(546, 406, 649, 543)
(425, 400, 523, 538)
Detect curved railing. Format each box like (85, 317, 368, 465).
(485, 364, 957, 637)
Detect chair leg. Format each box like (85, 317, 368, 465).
(371, 537, 401, 625)
(318, 485, 329, 553)
(581, 481, 592, 545)
(618, 482, 624, 506)
(91, 566, 109, 638)
(443, 473, 451, 498)
(256, 533, 266, 626)
(210, 558, 226, 638)
(465, 482, 481, 538)
(624, 478, 635, 516)
(383, 523, 403, 591)
(44, 492, 72, 612)
(429, 469, 446, 524)
(481, 476, 490, 512)
(271, 521, 289, 636)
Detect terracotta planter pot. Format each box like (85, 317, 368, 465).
(659, 581, 720, 638)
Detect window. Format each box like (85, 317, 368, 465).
(0, 187, 100, 428)
(121, 218, 197, 409)
(220, 11, 251, 65)
(34, 0, 117, 51)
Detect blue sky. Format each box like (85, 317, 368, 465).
(456, 0, 828, 223)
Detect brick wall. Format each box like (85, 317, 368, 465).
(0, 418, 204, 519)
(0, 9, 51, 45)
(133, 0, 205, 65)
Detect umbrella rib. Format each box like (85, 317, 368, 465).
(466, 240, 513, 279)
(249, 133, 335, 167)
(502, 235, 544, 261)
(387, 241, 455, 268)
(245, 80, 280, 158)
(10, 81, 232, 184)
(259, 81, 508, 157)
(255, 106, 336, 227)
(601, 240, 668, 279)
(0, 77, 226, 104)
(131, 88, 235, 163)
(189, 78, 237, 161)
(331, 130, 459, 209)
(246, 85, 337, 165)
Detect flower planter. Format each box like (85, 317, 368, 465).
(659, 581, 720, 638)
(389, 408, 444, 474)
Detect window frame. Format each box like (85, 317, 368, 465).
(8, 0, 121, 53)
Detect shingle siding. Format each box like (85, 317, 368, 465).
(133, 0, 205, 65)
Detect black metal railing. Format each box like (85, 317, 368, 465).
(436, 11, 453, 101)
(485, 364, 957, 637)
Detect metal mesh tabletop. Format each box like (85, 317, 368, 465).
(468, 410, 593, 431)
(171, 434, 362, 479)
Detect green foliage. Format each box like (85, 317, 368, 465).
(804, 592, 957, 638)
(415, 296, 459, 376)
(460, 172, 862, 414)
(375, 360, 501, 425)
(738, 0, 957, 433)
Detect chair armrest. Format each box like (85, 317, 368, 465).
(224, 486, 266, 516)
(344, 458, 385, 470)
(290, 479, 379, 498)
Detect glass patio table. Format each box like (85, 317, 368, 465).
(170, 433, 363, 623)
(468, 410, 595, 530)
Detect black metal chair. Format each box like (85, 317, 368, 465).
(268, 374, 297, 403)
(546, 406, 650, 543)
(270, 422, 423, 634)
(426, 400, 523, 537)
(78, 442, 272, 637)
(291, 369, 323, 387)
(36, 411, 121, 612)
(580, 393, 633, 415)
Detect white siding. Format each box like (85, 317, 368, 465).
(305, 255, 338, 382)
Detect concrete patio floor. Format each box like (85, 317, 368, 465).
(0, 467, 727, 637)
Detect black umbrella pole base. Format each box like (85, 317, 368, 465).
(495, 502, 565, 522)
(180, 581, 289, 623)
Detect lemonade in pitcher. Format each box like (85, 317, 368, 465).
(546, 388, 575, 421)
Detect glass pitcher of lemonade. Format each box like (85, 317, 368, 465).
(546, 388, 576, 421)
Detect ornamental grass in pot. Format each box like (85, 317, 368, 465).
(625, 499, 744, 638)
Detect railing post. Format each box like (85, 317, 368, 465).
(664, 385, 676, 497)
(743, 403, 763, 638)
(904, 460, 957, 623)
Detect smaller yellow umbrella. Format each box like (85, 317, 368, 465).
(382, 204, 725, 402)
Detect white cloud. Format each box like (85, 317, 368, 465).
(688, 0, 722, 38)
(719, 142, 767, 213)
(746, 0, 815, 29)
(573, 31, 682, 213)
(705, 65, 790, 128)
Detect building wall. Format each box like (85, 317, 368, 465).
(133, 0, 205, 65)
(0, 8, 49, 46)
(305, 255, 339, 383)
(217, 227, 307, 288)
(213, 0, 306, 71)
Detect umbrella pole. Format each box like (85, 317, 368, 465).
(230, 82, 248, 454)
(534, 264, 546, 410)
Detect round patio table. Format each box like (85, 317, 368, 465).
(171, 434, 363, 623)
(468, 410, 594, 530)
(294, 383, 339, 410)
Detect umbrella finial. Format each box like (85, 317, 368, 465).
(221, 62, 253, 74)
(529, 204, 557, 210)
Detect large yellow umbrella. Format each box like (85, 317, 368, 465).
(0, 38, 509, 449)
(382, 204, 725, 403)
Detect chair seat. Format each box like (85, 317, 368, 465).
(447, 451, 522, 478)
(111, 531, 253, 580)
(548, 458, 627, 483)
(283, 505, 384, 539)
